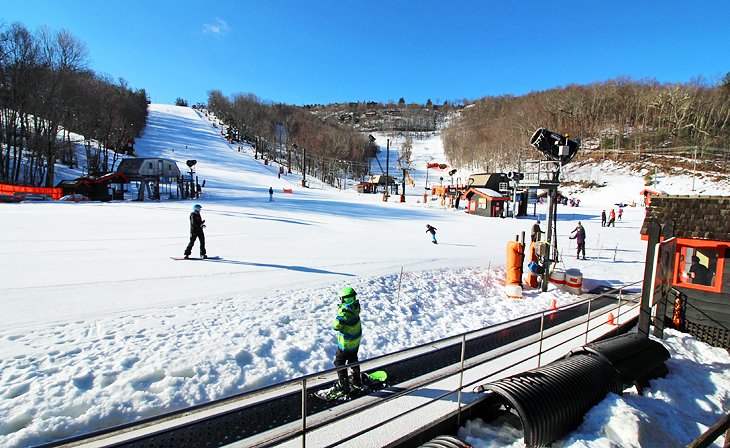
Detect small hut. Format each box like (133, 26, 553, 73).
(640, 195, 730, 349)
(356, 182, 376, 194)
(366, 175, 397, 194)
(56, 172, 129, 201)
(463, 188, 508, 217)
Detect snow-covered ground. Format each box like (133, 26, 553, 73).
(0, 104, 728, 447)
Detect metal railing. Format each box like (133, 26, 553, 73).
(250, 281, 642, 448)
(52, 282, 642, 448)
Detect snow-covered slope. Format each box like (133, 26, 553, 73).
(0, 105, 727, 448)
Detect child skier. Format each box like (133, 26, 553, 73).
(332, 287, 362, 394)
(184, 204, 207, 259)
(426, 224, 438, 244)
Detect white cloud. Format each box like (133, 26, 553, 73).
(203, 18, 230, 36)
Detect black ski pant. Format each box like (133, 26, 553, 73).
(334, 348, 360, 390)
(576, 242, 585, 259)
(185, 232, 206, 256)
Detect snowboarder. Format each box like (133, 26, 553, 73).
(269, 187, 274, 202)
(184, 204, 207, 259)
(332, 287, 362, 394)
(607, 209, 616, 227)
(531, 220, 543, 242)
(601, 210, 607, 227)
(426, 224, 438, 244)
(570, 221, 586, 260)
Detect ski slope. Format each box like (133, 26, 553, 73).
(0, 104, 728, 448)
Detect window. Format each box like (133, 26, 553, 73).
(674, 243, 725, 292)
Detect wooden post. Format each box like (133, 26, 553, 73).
(638, 222, 660, 335)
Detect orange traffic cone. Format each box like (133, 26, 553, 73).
(607, 311, 616, 326)
(549, 298, 557, 310)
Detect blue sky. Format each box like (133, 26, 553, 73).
(4, 1, 729, 106)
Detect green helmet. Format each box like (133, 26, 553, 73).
(339, 287, 357, 304)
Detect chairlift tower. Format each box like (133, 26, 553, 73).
(522, 128, 580, 292)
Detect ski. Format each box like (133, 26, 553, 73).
(313, 370, 387, 402)
(170, 256, 220, 261)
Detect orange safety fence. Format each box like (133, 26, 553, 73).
(0, 183, 63, 200)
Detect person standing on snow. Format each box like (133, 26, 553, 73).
(570, 221, 586, 260)
(618, 208, 623, 221)
(601, 210, 607, 227)
(184, 204, 207, 259)
(426, 224, 438, 244)
(269, 186, 274, 202)
(332, 287, 362, 393)
(531, 220, 543, 242)
(607, 209, 616, 227)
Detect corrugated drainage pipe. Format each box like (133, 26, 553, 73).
(475, 354, 623, 448)
(418, 434, 473, 448)
(568, 332, 670, 393)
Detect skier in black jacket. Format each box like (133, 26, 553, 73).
(184, 204, 207, 259)
(426, 224, 438, 244)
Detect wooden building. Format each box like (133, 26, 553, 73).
(56, 172, 130, 201)
(464, 187, 508, 217)
(467, 172, 529, 217)
(640, 195, 730, 349)
(360, 175, 397, 194)
(356, 182, 376, 194)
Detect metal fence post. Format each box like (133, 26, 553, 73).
(585, 297, 593, 344)
(617, 288, 623, 333)
(537, 311, 546, 367)
(456, 334, 467, 425)
(301, 378, 307, 448)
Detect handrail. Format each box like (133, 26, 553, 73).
(255, 281, 643, 447)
